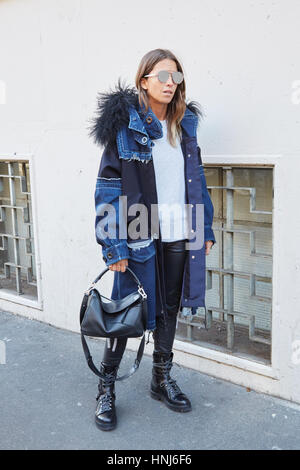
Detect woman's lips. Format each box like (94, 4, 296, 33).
(163, 91, 173, 95)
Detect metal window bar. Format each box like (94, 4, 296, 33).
(0, 161, 37, 296)
(178, 165, 272, 362)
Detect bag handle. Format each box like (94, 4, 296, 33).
(87, 266, 143, 293)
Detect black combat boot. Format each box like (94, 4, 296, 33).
(150, 351, 192, 412)
(95, 363, 118, 431)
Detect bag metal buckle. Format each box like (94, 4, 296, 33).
(138, 286, 147, 299)
(84, 283, 95, 295)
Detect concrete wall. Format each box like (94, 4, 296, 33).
(0, 0, 300, 403)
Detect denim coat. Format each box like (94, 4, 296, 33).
(89, 81, 216, 331)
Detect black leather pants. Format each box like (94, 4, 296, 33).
(152, 239, 187, 354)
(102, 239, 187, 367)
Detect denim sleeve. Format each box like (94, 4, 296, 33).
(94, 141, 129, 266)
(197, 146, 216, 246)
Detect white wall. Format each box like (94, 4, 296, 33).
(0, 0, 300, 403)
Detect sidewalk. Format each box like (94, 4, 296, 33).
(1, 309, 300, 450)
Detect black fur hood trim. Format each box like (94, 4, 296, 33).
(87, 77, 203, 147)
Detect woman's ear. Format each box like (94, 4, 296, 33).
(140, 78, 148, 91)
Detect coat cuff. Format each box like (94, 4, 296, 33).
(102, 242, 129, 266)
(205, 227, 216, 246)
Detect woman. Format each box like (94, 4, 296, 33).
(89, 48, 216, 431)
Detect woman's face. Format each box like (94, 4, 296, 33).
(141, 58, 179, 105)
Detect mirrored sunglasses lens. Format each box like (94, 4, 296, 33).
(158, 70, 169, 83)
(172, 71, 183, 84)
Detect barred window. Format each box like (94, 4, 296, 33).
(178, 165, 273, 365)
(0, 160, 38, 301)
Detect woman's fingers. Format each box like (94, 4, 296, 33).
(108, 259, 129, 272)
(205, 240, 213, 255)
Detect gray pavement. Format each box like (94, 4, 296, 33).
(1, 309, 300, 450)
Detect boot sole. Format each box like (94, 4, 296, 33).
(95, 417, 117, 431)
(150, 390, 192, 413)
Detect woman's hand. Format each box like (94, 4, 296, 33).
(205, 240, 214, 255)
(108, 259, 128, 272)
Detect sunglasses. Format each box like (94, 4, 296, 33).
(143, 70, 184, 84)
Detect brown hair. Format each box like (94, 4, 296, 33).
(135, 48, 186, 147)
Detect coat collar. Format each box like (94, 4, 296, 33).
(128, 102, 199, 140)
(88, 79, 202, 147)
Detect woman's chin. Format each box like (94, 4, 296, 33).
(156, 95, 173, 104)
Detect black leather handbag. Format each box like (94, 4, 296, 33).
(79, 266, 148, 381)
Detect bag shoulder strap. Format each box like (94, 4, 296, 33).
(81, 333, 145, 381)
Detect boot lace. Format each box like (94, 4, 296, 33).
(153, 358, 182, 397)
(96, 392, 114, 413)
(95, 369, 117, 402)
(161, 377, 182, 396)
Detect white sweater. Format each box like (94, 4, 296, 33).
(152, 119, 190, 242)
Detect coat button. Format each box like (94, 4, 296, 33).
(188, 179, 192, 182)
(187, 154, 191, 157)
(192, 255, 195, 259)
(146, 116, 152, 123)
(141, 136, 148, 144)
(107, 253, 113, 259)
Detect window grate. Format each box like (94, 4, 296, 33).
(178, 166, 273, 364)
(0, 160, 37, 298)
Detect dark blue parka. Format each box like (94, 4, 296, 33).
(89, 82, 216, 331)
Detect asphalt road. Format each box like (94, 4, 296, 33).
(1, 310, 300, 450)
